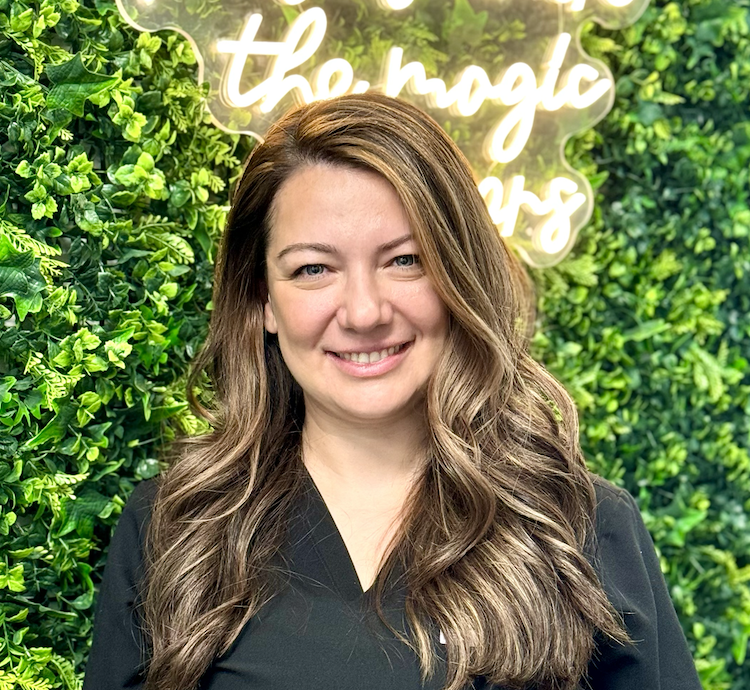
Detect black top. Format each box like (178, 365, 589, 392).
(83, 472, 702, 690)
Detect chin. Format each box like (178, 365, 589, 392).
(337, 394, 422, 424)
(341, 406, 404, 423)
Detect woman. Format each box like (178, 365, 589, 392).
(84, 93, 702, 690)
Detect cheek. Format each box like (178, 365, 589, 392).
(274, 290, 336, 345)
(403, 284, 449, 337)
(397, 284, 449, 342)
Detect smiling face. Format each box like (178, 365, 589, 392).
(263, 164, 449, 429)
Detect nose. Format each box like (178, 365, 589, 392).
(337, 268, 393, 331)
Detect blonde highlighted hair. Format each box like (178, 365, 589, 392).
(141, 93, 626, 690)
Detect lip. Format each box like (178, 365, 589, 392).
(330, 340, 411, 356)
(325, 340, 413, 378)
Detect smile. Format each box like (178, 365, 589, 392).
(331, 341, 410, 364)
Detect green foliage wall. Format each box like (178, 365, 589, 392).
(0, 0, 747, 688)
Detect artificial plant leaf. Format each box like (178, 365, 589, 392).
(0, 234, 46, 319)
(45, 54, 119, 116)
(442, 0, 488, 53)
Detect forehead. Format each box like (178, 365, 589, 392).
(267, 164, 412, 250)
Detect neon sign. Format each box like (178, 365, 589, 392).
(116, 0, 649, 267)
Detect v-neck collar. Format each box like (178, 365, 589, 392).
(280, 467, 451, 688)
(286, 466, 405, 603)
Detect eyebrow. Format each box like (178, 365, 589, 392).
(275, 233, 414, 261)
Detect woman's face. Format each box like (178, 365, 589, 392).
(263, 164, 449, 428)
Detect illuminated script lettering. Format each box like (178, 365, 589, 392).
(116, 0, 649, 266)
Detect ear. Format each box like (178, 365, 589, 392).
(263, 291, 278, 334)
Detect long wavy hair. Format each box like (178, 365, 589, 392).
(141, 93, 626, 690)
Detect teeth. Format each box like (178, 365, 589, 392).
(339, 343, 405, 363)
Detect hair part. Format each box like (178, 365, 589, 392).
(141, 93, 627, 690)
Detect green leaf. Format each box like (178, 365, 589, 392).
(442, 0, 488, 53)
(169, 180, 192, 208)
(10, 6, 33, 33)
(15, 292, 44, 321)
(23, 403, 76, 450)
(44, 54, 119, 116)
(55, 487, 111, 539)
(15, 160, 33, 178)
(0, 563, 25, 592)
(135, 456, 161, 479)
(622, 319, 670, 343)
(71, 194, 104, 234)
(733, 629, 749, 665)
(0, 234, 46, 320)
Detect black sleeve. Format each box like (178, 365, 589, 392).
(83, 479, 158, 690)
(586, 479, 702, 690)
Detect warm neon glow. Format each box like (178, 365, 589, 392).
(218, 11, 611, 147)
(496, 63, 537, 107)
(382, 0, 415, 8)
(382, 31, 610, 164)
(537, 177, 586, 253)
(212, 7, 613, 255)
(539, 33, 572, 111)
(479, 175, 586, 252)
(565, 65, 612, 108)
(479, 175, 527, 237)
(312, 58, 354, 99)
(116, 0, 648, 265)
(216, 9, 326, 111)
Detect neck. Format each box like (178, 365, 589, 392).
(301, 405, 428, 507)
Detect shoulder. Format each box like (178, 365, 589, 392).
(84, 480, 159, 688)
(124, 478, 159, 519)
(105, 478, 160, 566)
(586, 474, 659, 607)
(591, 474, 637, 510)
(587, 475, 651, 587)
(590, 474, 643, 538)
(119, 478, 159, 530)
(584, 482, 703, 688)
(94, 479, 161, 612)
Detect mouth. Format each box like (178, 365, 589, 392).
(329, 341, 412, 364)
